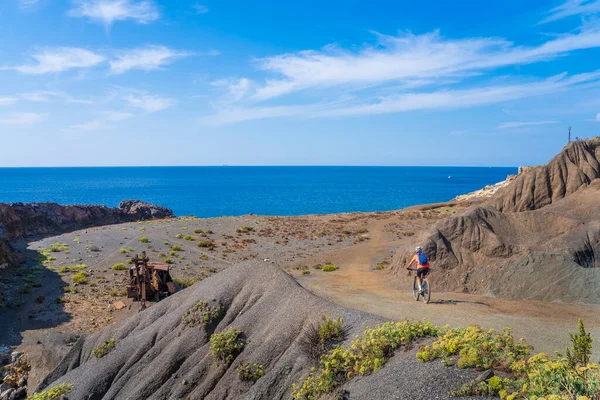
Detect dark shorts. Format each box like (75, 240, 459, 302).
(416, 267, 430, 279)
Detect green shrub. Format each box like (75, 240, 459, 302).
(173, 277, 200, 288)
(49, 243, 69, 252)
(175, 233, 183, 239)
(302, 269, 311, 275)
(419, 320, 600, 400)
(184, 235, 194, 241)
(118, 248, 127, 254)
(109, 289, 127, 297)
(300, 315, 348, 360)
(112, 263, 127, 271)
(73, 236, 80, 243)
(163, 258, 173, 264)
(182, 300, 224, 327)
(293, 320, 439, 399)
(237, 363, 265, 382)
(163, 241, 169, 245)
(72, 271, 88, 284)
(322, 263, 339, 272)
(237, 226, 255, 233)
(375, 261, 389, 270)
(210, 327, 245, 365)
(319, 315, 345, 344)
(139, 237, 149, 243)
(28, 383, 73, 400)
(197, 240, 215, 250)
(92, 338, 116, 359)
(194, 228, 203, 234)
(172, 245, 182, 251)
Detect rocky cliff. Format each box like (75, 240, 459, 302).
(492, 139, 600, 212)
(0, 201, 174, 268)
(390, 138, 600, 303)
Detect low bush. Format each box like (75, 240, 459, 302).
(236, 226, 255, 233)
(197, 240, 215, 250)
(109, 289, 127, 297)
(49, 243, 69, 252)
(210, 327, 245, 366)
(28, 383, 73, 400)
(139, 237, 149, 243)
(418, 320, 600, 400)
(92, 338, 116, 359)
(237, 363, 265, 383)
(293, 320, 439, 399)
(194, 228, 203, 234)
(321, 263, 339, 272)
(375, 261, 389, 270)
(112, 263, 127, 271)
(184, 235, 194, 241)
(172, 245, 182, 251)
(173, 277, 200, 288)
(302, 269, 311, 275)
(182, 300, 224, 327)
(175, 233, 183, 239)
(300, 315, 349, 360)
(72, 271, 88, 284)
(118, 248, 127, 254)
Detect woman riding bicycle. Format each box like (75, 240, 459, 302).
(406, 246, 430, 292)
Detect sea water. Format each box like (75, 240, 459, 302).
(0, 167, 516, 217)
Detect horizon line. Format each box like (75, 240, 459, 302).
(0, 165, 519, 169)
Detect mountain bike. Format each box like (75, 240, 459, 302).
(407, 268, 431, 304)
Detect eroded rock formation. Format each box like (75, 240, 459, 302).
(0, 201, 174, 268)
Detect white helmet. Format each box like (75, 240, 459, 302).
(415, 246, 423, 253)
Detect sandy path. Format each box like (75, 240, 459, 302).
(297, 218, 600, 358)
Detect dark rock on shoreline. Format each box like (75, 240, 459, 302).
(0, 200, 174, 268)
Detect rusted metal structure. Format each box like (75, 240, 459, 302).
(127, 251, 178, 310)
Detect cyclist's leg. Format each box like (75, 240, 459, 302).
(416, 268, 424, 287)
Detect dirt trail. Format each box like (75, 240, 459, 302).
(297, 218, 600, 359)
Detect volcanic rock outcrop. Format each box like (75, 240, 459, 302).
(34, 261, 480, 400)
(493, 139, 600, 212)
(391, 139, 600, 303)
(0, 201, 174, 268)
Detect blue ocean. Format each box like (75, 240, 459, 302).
(0, 167, 515, 217)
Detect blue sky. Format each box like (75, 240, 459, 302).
(1, 0, 600, 167)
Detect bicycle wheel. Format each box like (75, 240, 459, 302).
(421, 278, 431, 304)
(412, 276, 420, 301)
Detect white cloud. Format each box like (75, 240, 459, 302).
(68, 111, 133, 131)
(540, 0, 600, 24)
(498, 120, 558, 129)
(0, 112, 45, 126)
(193, 4, 209, 14)
(109, 45, 191, 74)
(8, 47, 105, 74)
(596, 112, 600, 121)
(250, 28, 600, 100)
(204, 71, 600, 124)
(0, 97, 17, 106)
(18, 0, 40, 10)
(69, 0, 159, 28)
(211, 78, 252, 104)
(20, 91, 92, 104)
(124, 94, 174, 112)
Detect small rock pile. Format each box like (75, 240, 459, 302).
(1, 347, 29, 400)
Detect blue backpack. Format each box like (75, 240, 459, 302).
(418, 253, 428, 265)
